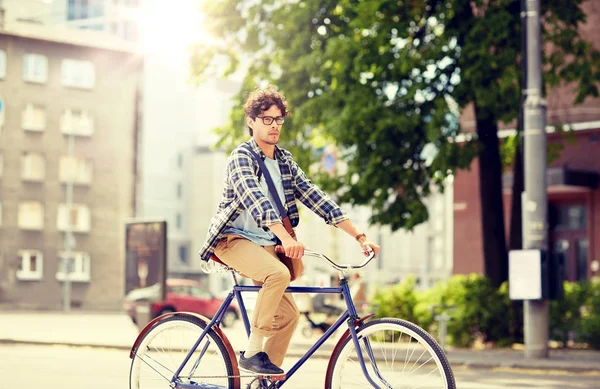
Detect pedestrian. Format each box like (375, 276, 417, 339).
(198, 85, 380, 376)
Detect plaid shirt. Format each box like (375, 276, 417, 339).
(199, 138, 348, 261)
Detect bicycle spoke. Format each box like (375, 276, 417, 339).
(130, 316, 235, 389)
(329, 319, 455, 389)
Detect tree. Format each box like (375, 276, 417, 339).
(193, 0, 600, 286)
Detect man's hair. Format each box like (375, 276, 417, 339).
(243, 85, 290, 136)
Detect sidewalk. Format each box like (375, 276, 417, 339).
(1, 310, 599, 373)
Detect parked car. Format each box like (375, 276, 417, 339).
(123, 279, 240, 328)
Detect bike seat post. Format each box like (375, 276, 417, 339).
(231, 271, 240, 286)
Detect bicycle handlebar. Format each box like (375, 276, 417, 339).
(302, 248, 376, 271)
(275, 245, 376, 270)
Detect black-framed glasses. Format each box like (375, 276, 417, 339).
(256, 116, 285, 125)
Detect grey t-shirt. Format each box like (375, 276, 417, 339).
(222, 156, 286, 246)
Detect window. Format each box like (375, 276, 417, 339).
(21, 152, 45, 181)
(0, 49, 6, 79)
(56, 251, 91, 282)
(122, 20, 138, 42)
(176, 213, 182, 229)
(552, 204, 587, 231)
(177, 183, 182, 199)
(61, 109, 94, 136)
(67, 0, 91, 20)
(61, 59, 95, 89)
(59, 156, 93, 184)
(18, 201, 44, 230)
(576, 239, 589, 282)
(17, 250, 44, 281)
(0, 96, 5, 138)
(57, 203, 91, 232)
(23, 54, 48, 83)
(177, 153, 183, 168)
(178, 245, 188, 264)
(22, 104, 46, 131)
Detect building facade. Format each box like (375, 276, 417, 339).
(0, 19, 141, 309)
(454, 125, 600, 281)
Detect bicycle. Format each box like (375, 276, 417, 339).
(129, 249, 456, 389)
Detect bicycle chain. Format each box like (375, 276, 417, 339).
(187, 375, 280, 380)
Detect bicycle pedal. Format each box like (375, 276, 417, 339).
(256, 373, 285, 381)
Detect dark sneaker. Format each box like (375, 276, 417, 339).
(239, 351, 284, 375)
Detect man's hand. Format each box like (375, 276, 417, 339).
(281, 237, 305, 260)
(358, 238, 380, 257)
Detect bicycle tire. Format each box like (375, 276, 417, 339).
(130, 315, 238, 389)
(325, 317, 456, 389)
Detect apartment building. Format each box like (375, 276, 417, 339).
(0, 18, 142, 309)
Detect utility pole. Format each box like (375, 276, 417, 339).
(522, 0, 549, 359)
(62, 133, 75, 312)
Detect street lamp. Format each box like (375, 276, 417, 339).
(62, 132, 75, 312)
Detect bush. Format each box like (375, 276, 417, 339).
(549, 281, 589, 344)
(579, 278, 600, 349)
(371, 275, 420, 325)
(372, 275, 600, 349)
(436, 275, 511, 347)
(376, 274, 514, 348)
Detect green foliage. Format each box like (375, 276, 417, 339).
(371, 276, 420, 325)
(500, 134, 520, 171)
(192, 0, 600, 235)
(549, 280, 589, 344)
(431, 275, 511, 347)
(374, 276, 600, 349)
(376, 274, 516, 348)
(579, 279, 600, 349)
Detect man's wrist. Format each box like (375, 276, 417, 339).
(355, 233, 367, 243)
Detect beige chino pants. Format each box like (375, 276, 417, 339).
(214, 234, 300, 367)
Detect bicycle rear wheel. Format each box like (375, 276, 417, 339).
(130, 315, 238, 389)
(326, 318, 456, 389)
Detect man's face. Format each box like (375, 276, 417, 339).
(247, 105, 283, 146)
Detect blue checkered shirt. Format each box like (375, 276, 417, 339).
(198, 138, 348, 261)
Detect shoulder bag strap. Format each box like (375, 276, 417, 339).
(243, 145, 296, 239)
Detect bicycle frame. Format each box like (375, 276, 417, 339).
(172, 278, 385, 389)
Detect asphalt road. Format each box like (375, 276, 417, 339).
(0, 344, 598, 389)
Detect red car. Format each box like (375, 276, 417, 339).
(123, 279, 240, 328)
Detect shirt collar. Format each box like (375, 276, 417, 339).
(246, 138, 285, 161)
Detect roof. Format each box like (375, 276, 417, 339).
(0, 21, 140, 54)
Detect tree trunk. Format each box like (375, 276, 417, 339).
(474, 102, 508, 288)
(509, 137, 524, 250)
(508, 135, 525, 343)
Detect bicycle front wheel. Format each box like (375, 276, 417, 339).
(130, 315, 238, 389)
(326, 318, 456, 389)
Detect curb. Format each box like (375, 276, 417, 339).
(0, 338, 332, 358)
(2, 338, 599, 374)
(0, 338, 132, 352)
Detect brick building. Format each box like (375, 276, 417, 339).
(0, 18, 142, 309)
(453, 1, 600, 282)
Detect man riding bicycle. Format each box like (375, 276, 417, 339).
(198, 85, 380, 376)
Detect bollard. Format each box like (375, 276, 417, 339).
(434, 311, 451, 352)
(431, 304, 455, 352)
(135, 300, 153, 332)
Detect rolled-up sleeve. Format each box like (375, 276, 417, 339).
(229, 151, 282, 228)
(290, 159, 348, 226)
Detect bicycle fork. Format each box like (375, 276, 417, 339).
(348, 324, 394, 389)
